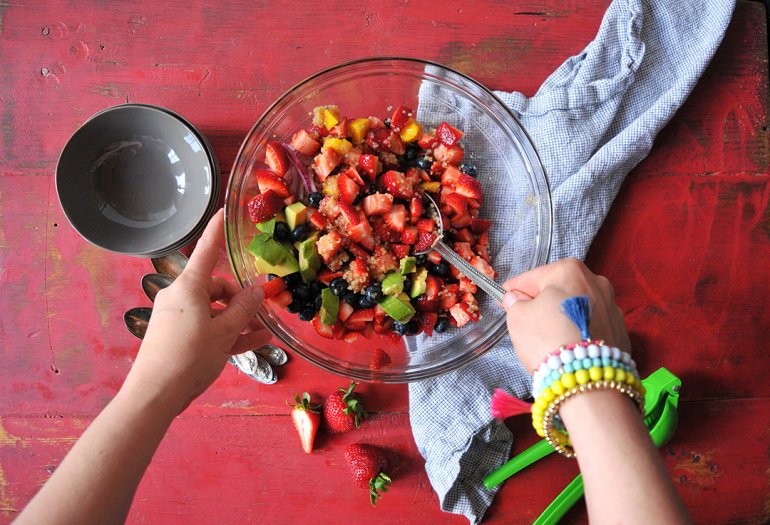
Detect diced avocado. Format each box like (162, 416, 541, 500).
(293, 231, 319, 251)
(253, 255, 299, 277)
(285, 202, 308, 231)
(410, 267, 428, 298)
(399, 256, 417, 275)
(247, 232, 289, 266)
(381, 271, 404, 296)
(378, 294, 416, 323)
(255, 217, 276, 236)
(320, 288, 339, 325)
(298, 237, 321, 283)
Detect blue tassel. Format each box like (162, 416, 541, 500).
(562, 295, 591, 340)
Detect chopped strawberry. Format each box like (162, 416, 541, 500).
(343, 331, 361, 343)
(344, 257, 371, 291)
(418, 132, 439, 150)
(372, 317, 394, 334)
(409, 197, 423, 223)
(319, 195, 341, 220)
(370, 348, 392, 370)
(368, 245, 398, 275)
(339, 201, 360, 225)
(291, 129, 321, 156)
(312, 314, 335, 339)
(343, 165, 366, 186)
(283, 195, 297, 206)
(307, 209, 328, 231)
(365, 126, 391, 151)
(333, 321, 347, 339)
(265, 142, 289, 176)
(390, 105, 413, 131)
(401, 225, 418, 245)
(453, 242, 474, 260)
(476, 244, 491, 262)
(443, 193, 469, 216)
(455, 173, 483, 201)
(372, 218, 402, 244)
(440, 165, 463, 187)
(418, 312, 438, 336)
(359, 153, 381, 180)
(314, 147, 342, 180)
(434, 144, 464, 165)
(459, 276, 478, 294)
(385, 131, 406, 155)
(347, 308, 375, 324)
(440, 284, 461, 310)
(414, 276, 441, 311)
(256, 169, 290, 198)
(329, 118, 348, 138)
(451, 213, 472, 229)
(426, 250, 442, 264)
(363, 323, 375, 339)
(346, 212, 375, 250)
(381, 170, 415, 200)
(317, 231, 345, 262)
(453, 228, 475, 243)
(470, 255, 496, 279)
(338, 301, 355, 322)
(288, 392, 321, 454)
(270, 289, 293, 308)
(449, 302, 472, 327)
(347, 242, 369, 259)
(261, 276, 287, 299)
(413, 231, 437, 253)
(436, 122, 464, 147)
(466, 198, 482, 209)
(384, 204, 407, 233)
(362, 193, 394, 216)
(318, 269, 344, 285)
(368, 116, 387, 129)
(307, 124, 328, 139)
(247, 189, 284, 223)
(390, 243, 410, 259)
(416, 218, 435, 232)
(337, 173, 360, 205)
(344, 147, 362, 167)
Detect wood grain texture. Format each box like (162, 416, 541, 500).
(1, 1, 768, 524)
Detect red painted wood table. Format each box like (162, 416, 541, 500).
(2, 2, 769, 524)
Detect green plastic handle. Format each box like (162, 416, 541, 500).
(483, 439, 553, 489)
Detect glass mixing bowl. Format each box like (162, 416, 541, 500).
(225, 57, 551, 383)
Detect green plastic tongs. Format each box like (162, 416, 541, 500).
(483, 367, 681, 524)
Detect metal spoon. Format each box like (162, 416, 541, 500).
(418, 194, 506, 303)
(124, 307, 152, 339)
(229, 351, 278, 384)
(151, 250, 188, 279)
(141, 273, 174, 302)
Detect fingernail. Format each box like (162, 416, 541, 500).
(502, 292, 517, 309)
(250, 286, 265, 302)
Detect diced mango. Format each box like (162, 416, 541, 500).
(348, 118, 371, 145)
(322, 136, 353, 156)
(419, 181, 441, 193)
(313, 105, 340, 130)
(399, 119, 423, 143)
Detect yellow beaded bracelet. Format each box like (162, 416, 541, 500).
(540, 379, 645, 458)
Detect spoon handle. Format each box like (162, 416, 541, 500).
(434, 241, 506, 303)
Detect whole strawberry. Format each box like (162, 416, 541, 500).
(344, 443, 392, 506)
(323, 381, 367, 433)
(287, 392, 321, 454)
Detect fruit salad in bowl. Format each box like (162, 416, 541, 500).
(225, 58, 551, 382)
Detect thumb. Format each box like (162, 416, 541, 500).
(501, 289, 531, 310)
(215, 285, 265, 336)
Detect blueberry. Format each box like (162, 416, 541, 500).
(298, 307, 315, 322)
(460, 164, 478, 178)
(434, 316, 451, 333)
(405, 143, 420, 161)
(329, 277, 348, 296)
(293, 285, 310, 301)
(415, 254, 426, 266)
(358, 295, 377, 309)
(366, 183, 377, 196)
(393, 321, 408, 336)
(308, 280, 322, 295)
(273, 221, 292, 242)
(352, 193, 363, 206)
(267, 273, 279, 281)
(428, 261, 450, 276)
(287, 301, 303, 314)
(406, 320, 420, 334)
(343, 291, 361, 305)
(313, 294, 323, 311)
(416, 157, 432, 171)
(292, 224, 309, 243)
(403, 276, 413, 293)
(364, 283, 382, 302)
(284, 273, 303, 290)
(307, 192, 323, 207)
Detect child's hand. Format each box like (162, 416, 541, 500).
(123, 209, 272, 412)
(501, 258, 631, 373)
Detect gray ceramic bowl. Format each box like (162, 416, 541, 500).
(56, 104, 219, 256)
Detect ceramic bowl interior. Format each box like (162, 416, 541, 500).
(225, 58, 552, 382)
(57, 104, 217, 256)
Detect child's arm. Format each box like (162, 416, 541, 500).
(15, 209, 271, 525)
